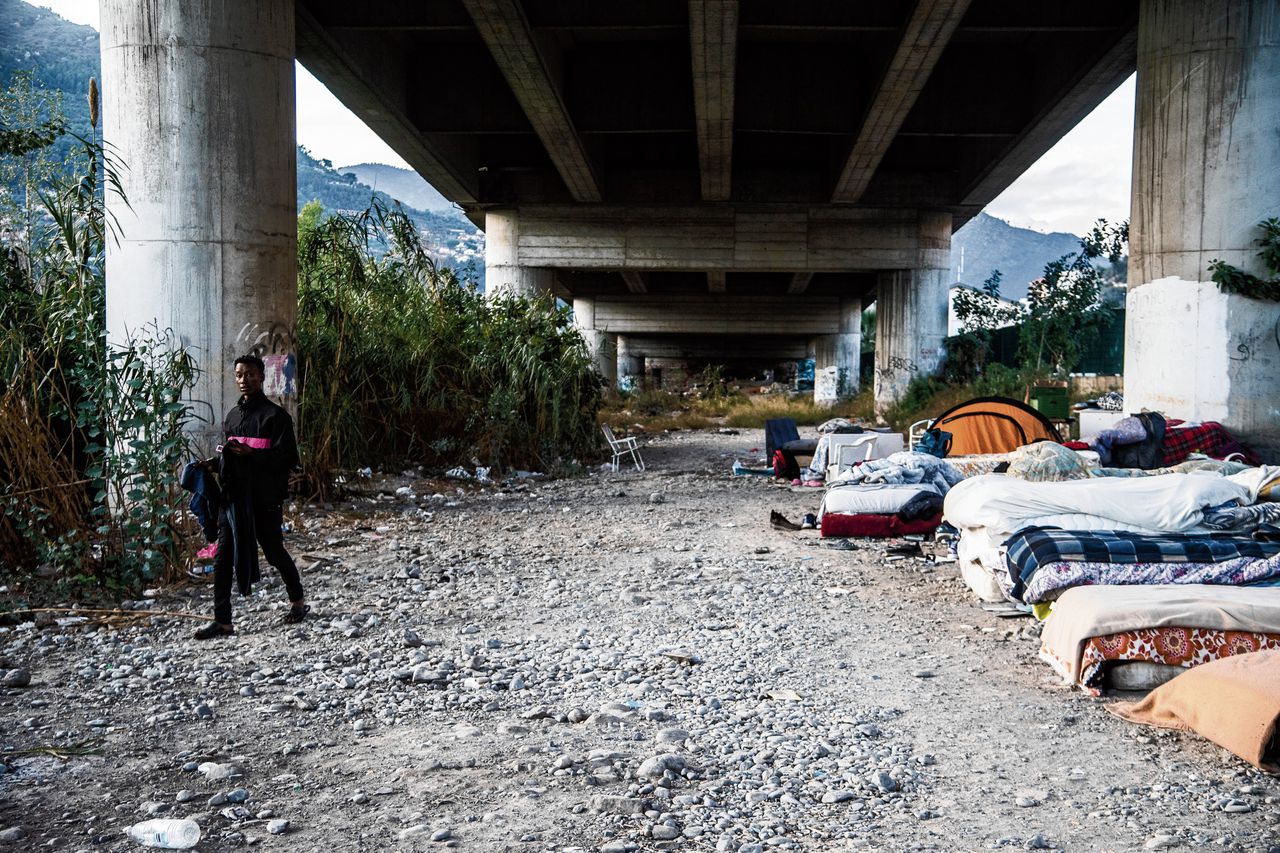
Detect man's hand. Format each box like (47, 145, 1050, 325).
(224, 439, 253, 457)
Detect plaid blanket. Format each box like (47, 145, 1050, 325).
(1162, 422, 1260, 466)
(1004, 527, 1280, 601)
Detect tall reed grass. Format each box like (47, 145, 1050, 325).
(295, 199, 603, 492)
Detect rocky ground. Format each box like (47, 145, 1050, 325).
(0, 430, 1276, 852)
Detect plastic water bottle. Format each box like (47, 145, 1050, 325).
(126, 819, 201, 849)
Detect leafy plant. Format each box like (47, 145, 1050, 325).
(295, 198, 602, 494)
(1208, 217, 1280, 301)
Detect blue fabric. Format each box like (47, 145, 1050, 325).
(180, 461, 222, 543)
(764, 418, 801, 461)
(1003, 526, 1280, 602)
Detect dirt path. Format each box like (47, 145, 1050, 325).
(0, 431, 1275, 852)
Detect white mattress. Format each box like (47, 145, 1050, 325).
(819, 483, 938, 519)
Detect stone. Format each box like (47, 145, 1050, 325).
(1, 670, 30, 688)
(649, 492, 665, 504)
(267, 819, 290, 835)
(651, 824, 680, 840)
(1145, 836, 1181, 849)
(198, 762, 242, 781)
(656, 728, 689, 744)
(871, 771, 898, 792)
(637, 754, 685, 779)
(590, 795, 648, 815)
(430, 828, 453, 842)
(0, 827, 26, 842)
(227, 788, 250, 803)
(821, 790, 856, 804)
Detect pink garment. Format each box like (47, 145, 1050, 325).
(227, 435, 272, 450)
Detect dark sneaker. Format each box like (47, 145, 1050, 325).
(193, 623, 234, 640)
(800, 513, 818, 530)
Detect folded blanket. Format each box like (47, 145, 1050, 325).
(1106, 649, 1280, 771)
(1202, 501, 1280, 532)
(1039, 585, 1280, 687)
(1004, 528, 1280, 602)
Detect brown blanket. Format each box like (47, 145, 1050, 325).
(1107, 650, 1280, 772)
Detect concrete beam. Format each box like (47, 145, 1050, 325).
(832, 0, 972, 203)
(616, 335, 809, 361)
(296, 7, 476, 203)
(593, 294, 842, 336)
(787, 272, 814, 294)
(707, 271, 727, 293)
(961, 26, 1137, 209)
(462, 0, 602, 202)
(499, 204, 933, 272)
(689, 0, 738, 201)
(620, 271, 648, 294)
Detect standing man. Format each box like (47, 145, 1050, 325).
(194, 355, 308, 639)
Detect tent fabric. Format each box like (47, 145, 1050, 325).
(929, 396, 1062, 456)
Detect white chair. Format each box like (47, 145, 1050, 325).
(602, 424, 645, 472)
(826, 433, 880, 481)
(908, 419, 933, 450)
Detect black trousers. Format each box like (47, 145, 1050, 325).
(212, 501, 303, 624)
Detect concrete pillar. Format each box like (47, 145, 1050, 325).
(616, 335, 644, 392)
(1125, 0, 1280, 460)
(572, 297, 618, 387)
(484, 209, 555, 298)
(812, 296, 862, 405)
(101, 0, 297, 453)
(874, 212, 952, 411)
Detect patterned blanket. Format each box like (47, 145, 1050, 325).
(1004, 527, 1280, 602)
(1077, 628, 1280, 695)
(1020, 556, 1280, 604)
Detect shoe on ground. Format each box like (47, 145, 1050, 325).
(193, 622, 234, 640)
(800, 513, 818, 530)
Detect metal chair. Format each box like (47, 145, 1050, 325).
(602, 424, 645, 472)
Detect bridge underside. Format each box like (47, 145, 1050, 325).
(101, 0, 1280, 455)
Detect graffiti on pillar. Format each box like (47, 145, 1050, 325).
(238, 320, 298, 396)
(814, 365, 840, 403)
(875, 355, 919, 381)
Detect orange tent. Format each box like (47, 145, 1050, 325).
(929, 396, 1062, 456)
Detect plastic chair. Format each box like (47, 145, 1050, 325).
(908, 419, 933, 450)
(826, 433, 880, 480)
(602, 424, 645, 472)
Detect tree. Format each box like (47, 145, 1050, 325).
(947, 270, 1022, 382)
(0, 71, 68, 254)
(1017, 220, 1128, 376)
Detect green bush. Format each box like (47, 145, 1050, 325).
(296, 200, 602, 484)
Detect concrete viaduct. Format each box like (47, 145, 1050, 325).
(101, 1, 1280, 457)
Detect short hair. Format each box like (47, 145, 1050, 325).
(234, 354, 266, 375)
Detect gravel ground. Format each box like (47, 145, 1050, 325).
(0, 430, 1277, 852)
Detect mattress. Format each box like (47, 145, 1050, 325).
(819, 483, 939, 518)
(819, 513, 941, 539)
(943, 470, 1279, 540)
(1038, 584, 1280, 691)
(1072, 627, 1280, 695)
(1004, 528, 1280, 603)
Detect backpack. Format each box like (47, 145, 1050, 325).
(917, 427, 953, 458)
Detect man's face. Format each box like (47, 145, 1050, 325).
(235, 362, 264, 396)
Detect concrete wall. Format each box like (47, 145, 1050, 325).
(1125, 0, 1280, 459)
(101, 0, 298, 452)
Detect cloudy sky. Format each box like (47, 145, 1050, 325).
(37, 0, 1133, 236)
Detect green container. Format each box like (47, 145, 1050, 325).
(1030, 386, 1070, 420)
